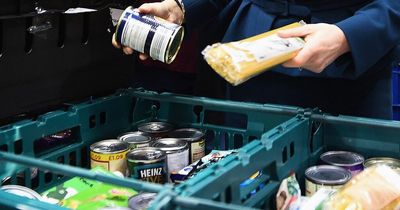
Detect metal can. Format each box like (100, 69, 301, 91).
(138, 121, 174, 140)
(126, 147, 167, 184)
(305, 165, 352, 197)
(151, 138, 189, 183)
(115, 6, 184, 64)
(118, 131, 152, 149)
(90, 139, 129, 175)
(364, 157, 400, 173)
(320, 151, 364, 176)
(168, 128, 205, 163)
(128, 192, 157, 210)
(0, 185, 42, 200)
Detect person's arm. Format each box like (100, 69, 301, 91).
(336, 0, 400, 77)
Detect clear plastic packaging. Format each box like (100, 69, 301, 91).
(202, 22, 305, 86)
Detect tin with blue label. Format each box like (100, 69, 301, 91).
(115, 6, 184, 64)
(126, 147, 167, 184)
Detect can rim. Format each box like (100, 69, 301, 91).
(164, 25, 184, 64)
(168, 128, 204, 142)
(151, 138, 188, 153)
(127, 147, 166, 163)
(305, 165, 352, 185)
(0, 185, 43, 200)
(118, 132, 152, 144)
(364, 157, 400, 168)
(138, 122, 174, 134)
(90, 139, 129, 154)
(320, 151, 364, 167)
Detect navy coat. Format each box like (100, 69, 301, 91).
(184, 0, 400, 119)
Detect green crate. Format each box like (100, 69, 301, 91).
(0, 88, 302, 210)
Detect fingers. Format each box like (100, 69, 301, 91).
(278, 25, 313, 38)
(139, 53, 149, 60)
(138, 3, 166, 18)
(282, 44, 314, 68)
(123, 47, 134, 55)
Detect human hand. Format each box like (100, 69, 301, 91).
(278, 23, 350, 73)
(112, 0, 184, 59)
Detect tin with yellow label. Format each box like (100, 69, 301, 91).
(90, 139, 129, 175)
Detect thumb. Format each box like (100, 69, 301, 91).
(278, 25, 313, 38)
(137, 3, 167, 19)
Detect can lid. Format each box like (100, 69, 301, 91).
(305, 165, 352, 185)
(118, 131, 152, 144)
(151, 138, 187, 153)
(127, 147, 166, 162)
(138, 122, 174, 134)
(320, 151, 364, 167)
(1, 185, 42, 200)
(168, 128, 204, 142)
(364, 157, 400, 169)
(90, 139, 129, 154)
(129, 192, 157, 210)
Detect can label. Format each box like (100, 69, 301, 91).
(129, 162, 166, 184)
(90, 151, 128, 175)
(305, 179, 343, 197)
(190, 139, 205, 163)
(116, 8, 183, 63)
(166, 149, 189, 182)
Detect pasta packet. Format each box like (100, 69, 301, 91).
(202, 21, 306, 86)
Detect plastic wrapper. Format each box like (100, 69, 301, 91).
(202, 22, 305, 86)
(323, 165, 400, 210)
(276, 173, 301, 210)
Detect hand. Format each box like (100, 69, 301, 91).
(112, 0, 184, 59)
(278, 23, 350, 73)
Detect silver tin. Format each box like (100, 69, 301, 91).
(128, 192, 157, 210)
(151, 138, 189, 182)
(138, 121, 174, 139)
(320, 151, 364, 176)
(90, 139, 129, 175)
(118, 131, 152, 149)
(1, 185, 42, 200)
(305, 165, 352, 196)
(364, 157, 400, 173)
(168, 128, 205, 163)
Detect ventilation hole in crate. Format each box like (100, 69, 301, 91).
(70, 151, 77, 166)
(282, 146, 288, 163)
(45, 172, 53, 183)
(81, 146, 89, 167)
(89, 115, 96, 128)
(204, 111, 247, 129)
(205, 130, 215, 152)
(0, 20, 3, 57)
(0, 144, 7, 151)
(249, 136, 258, 142)
(290, 142, 295, 157)
(100, 112, 106, 125)
(234, 134, 244, 149)
(224, 186, 232, 203)
(220, 132, 229, 150)
(14, 139, 23, 154)
(193, 106, 203, 123)
(16, 171, 25, 186)
(34, 128, 77, 155)
(24, 17, 33, 54)
(31, 170, 39, 189)
(57, 14, 65, 48)
(57, 156, 65, 164)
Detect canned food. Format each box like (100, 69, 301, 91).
(115, 6, 184, 64)
(118, 131, 152, 149)
(1, 185, 42, 200)
(151, 138, 189, 183)
(168, 128, 205, 163)
(128, 192, 157, 210)
(138, 121, 174, 140)
(305, 165, 352, 197)
(90, 139, 129, 175)
(127, 147, 167, 184)
(320, 151, 364, 175)
(364, 157, 400, 173)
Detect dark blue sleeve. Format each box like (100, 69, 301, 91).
(183, 0, 229, 28)
(336, 0, 400, 77)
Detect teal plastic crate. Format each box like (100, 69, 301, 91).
(0, 88, 303, 210)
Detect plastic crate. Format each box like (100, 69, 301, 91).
(394, 69, 400, 105)
(0, 88, 303, 210)
(394, 104, 400, 121)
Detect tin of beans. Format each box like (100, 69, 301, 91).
(90, 139, 129, 175)
(168, 128, 205, 163)
(115, 6, 184, 64)
(151, 138, 189, 183)
(127, 147, 167, 184)
(305, 165, 352, 197)
(320, 151, 364, 175)
(138, 121, 174, 140)
(118, 131, 152, 149)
